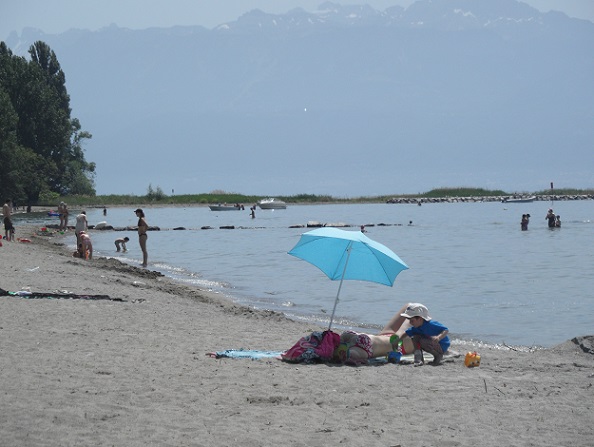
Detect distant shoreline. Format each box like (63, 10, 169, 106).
(385, 194, 594, 204)
(10, 193, 593, 212)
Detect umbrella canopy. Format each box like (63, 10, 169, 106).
(288, 227, 409, 329)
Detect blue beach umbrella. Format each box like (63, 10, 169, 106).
(288, 227, 409, 330)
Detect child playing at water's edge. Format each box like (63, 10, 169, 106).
(115, 236, 129, 252)
(400, 303, 449, 366)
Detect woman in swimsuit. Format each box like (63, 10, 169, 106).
(335, 304, 415, 365)
(135, 208, 148, 267)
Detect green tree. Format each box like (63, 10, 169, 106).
(28, 41, 70, 111)
(146, 184, 166, 201)
(62, 118, 95, 195)
(0, 88, 21, 200)
(0, 41, 96, 202)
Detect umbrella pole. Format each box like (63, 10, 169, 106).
(328, 243, 353, 331)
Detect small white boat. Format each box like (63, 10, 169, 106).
(258, 198, 287, 210)
(502, 196, 536, 203)
(209, 204, 243, 211)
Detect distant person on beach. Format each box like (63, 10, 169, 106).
(555, 215, 561, 228)
(521, 214, 530, 231)
(58, 202, 64, 229)
(546, 209, 556, 228)
(58, 202, 67, 230)
(333, 303, 450, 366)
(103, 207, 107, 216)
(78, 231, 93, 259)
(63, 203, 69, 228)
(115, 236, 130, 252)
(75, 211, 88, 247)
(3, 198, 15, 241)
(135, 208, 148, 267)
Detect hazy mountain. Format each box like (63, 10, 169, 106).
(5, 0, 594, 196)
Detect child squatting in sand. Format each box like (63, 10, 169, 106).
(334, 302, 450, 366)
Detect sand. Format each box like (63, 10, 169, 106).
(1, 226, 593, 447)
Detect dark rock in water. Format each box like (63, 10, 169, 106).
(173, 227, 186, 230)
(289, 224, 305, 228)
(324, 222, 350, 227)
(201, 226, 214, 230)
(127, 226, 160, 231)
(572, 335, 594, 355)
(220, 225, 235, 230)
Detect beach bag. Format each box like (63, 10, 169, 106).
(281, 330, 340, 363)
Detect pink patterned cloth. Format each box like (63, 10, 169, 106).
(282, 331, 341, 363)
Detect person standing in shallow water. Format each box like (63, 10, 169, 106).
(521, 214, 530, 231)
(546, 209, 556, 228)
(135, 208, 148, 267)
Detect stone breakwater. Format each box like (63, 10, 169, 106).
(386, 194, 594, 204)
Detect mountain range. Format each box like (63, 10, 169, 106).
(5, 0, 594, 196)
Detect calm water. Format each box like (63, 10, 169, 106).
(17, 200, 593, 348)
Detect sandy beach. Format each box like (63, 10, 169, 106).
(1, 226, 593, 447)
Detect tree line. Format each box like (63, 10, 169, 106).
(0, 41, 95, 207)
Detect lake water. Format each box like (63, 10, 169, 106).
(17, 200, 593, 348)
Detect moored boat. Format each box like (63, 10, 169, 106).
(502, 196, 536, 203)
(258, 198, 287, 210)
(209, 204, 243, 211)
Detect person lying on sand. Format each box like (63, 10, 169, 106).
(334, 303, 450, 366)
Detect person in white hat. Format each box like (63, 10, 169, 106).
(333, 303, 450, 366)
(398, 303, 450, 366)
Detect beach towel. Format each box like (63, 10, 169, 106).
(207, 349, 285, 360)
(0, 288, 123, 302)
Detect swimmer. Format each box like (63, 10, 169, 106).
(546, 209, 556, 228)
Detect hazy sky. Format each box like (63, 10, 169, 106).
(2, 0, 592, 195)
(1, 0, 593, 40)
